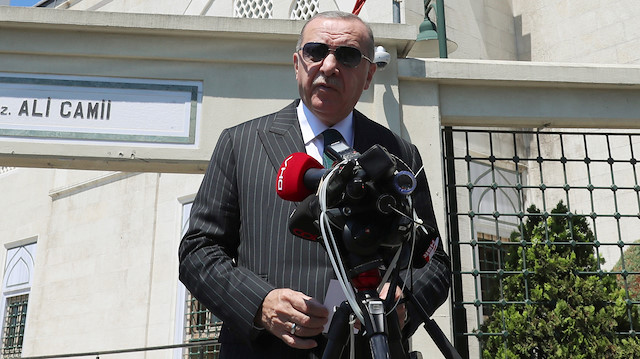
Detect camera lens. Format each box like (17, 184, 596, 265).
(393, 171, 417, 195)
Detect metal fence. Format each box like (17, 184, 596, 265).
(443, 127, 640, 358)
(20, 340, 219, 359)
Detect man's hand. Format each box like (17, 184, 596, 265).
(255, 288, 329, 349)
(379, 283, 408, 331)
(350, 283, 408, 332)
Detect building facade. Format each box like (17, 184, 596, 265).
(1, 1, 640, 358)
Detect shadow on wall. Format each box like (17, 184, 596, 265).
(514, 15, 531, 61)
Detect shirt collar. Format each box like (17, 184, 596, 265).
(297, 101, 354, 146)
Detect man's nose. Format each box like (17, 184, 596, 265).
(319, 52, 339, 75)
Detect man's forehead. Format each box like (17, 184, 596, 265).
(302, 18, 367, 45)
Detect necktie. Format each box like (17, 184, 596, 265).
(322, 129, 344, 168)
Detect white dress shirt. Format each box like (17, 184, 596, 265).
(296, 101, 354, 164)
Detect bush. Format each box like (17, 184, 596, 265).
(612, 240, 640, 301)
(479, 201, 640, 358)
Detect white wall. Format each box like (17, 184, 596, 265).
(14, 169, 204, 354)
(444, 0, 518, 60)
(512, 0, 640, 64)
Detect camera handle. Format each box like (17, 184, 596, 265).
(322, 289, 463, 359)
(322, 291, 408, 359)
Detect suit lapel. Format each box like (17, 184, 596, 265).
(353, 110, 401, 156)
(353, 111, 374, 153)
(258, 100, 306, 171)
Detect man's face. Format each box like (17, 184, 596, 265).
(294, 17, 377, 126)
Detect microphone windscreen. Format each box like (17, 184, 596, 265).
(288, 194, 321, 240)
(276, 153, 324, 202)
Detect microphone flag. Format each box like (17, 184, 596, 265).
(276, 153, 324, 202)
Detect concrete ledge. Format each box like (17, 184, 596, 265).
(399, 58, 640, 89)
(0, 7, 418, 53)
(398, 58, 640, 128)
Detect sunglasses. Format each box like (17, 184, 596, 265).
(298, 42, 373, 68)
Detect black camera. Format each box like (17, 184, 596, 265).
(288, 139, 418, 274)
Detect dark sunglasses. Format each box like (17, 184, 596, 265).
(298, 42, 373, 68)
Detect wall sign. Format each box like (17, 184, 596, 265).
(0, 74, 201, 144)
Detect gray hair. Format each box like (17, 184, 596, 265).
(296, 11, 375, 58)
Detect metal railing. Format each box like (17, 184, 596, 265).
(20, 340, 220, 359)
(444, 127, 640, 358)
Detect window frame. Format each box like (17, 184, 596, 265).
(1, 241, 36, 357)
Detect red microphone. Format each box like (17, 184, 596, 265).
(276, 153, 325, 202)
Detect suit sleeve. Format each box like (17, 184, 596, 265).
(401, 144, 452, 336)
(178, 129, 275, 341)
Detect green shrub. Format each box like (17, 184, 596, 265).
(612, 240, 640, 301)
(479, 201, 640, 359)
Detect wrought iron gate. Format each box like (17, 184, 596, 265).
(443, 127, 640, 358)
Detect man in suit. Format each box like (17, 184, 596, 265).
(179, 11, 451, 358)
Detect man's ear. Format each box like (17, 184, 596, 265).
(363, 62, 377, 90)
(293, 52, 300, 80)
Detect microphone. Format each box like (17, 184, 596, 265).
(276, 153, 326, 202)
(288, 194, 321, 240)
(410, 225, 441, 269)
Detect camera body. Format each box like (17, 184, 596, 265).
(288, 140, 418, 275)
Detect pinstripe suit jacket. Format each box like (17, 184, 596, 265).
(179, 100, 451, 358)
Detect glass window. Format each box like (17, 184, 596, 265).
(469, 161, 522, 321)
(1, 294, 28, 358)
(1, 243, 36, 358)
(476, 233, 509, 320)
(179, 202, 223, 359)
(184, 292, 223, 359)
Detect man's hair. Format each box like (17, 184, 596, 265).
(296, 11, 375, 59)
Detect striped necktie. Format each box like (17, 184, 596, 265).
(322, 129, 344, 168)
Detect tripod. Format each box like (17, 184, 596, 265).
(288, 143, 462, 359)
(321, 268, 462, 359)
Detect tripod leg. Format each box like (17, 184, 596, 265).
(403, 289, 463, 359)
(386, 307, 409, 359)
(369, 333, 391, 359)
(366, 299, 406, 359)
(323, 301, 352, 359)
